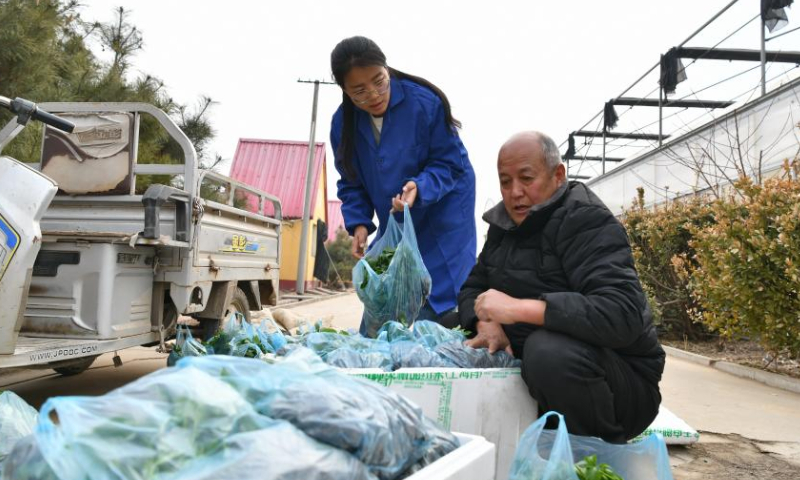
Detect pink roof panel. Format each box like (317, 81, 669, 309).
(326, 199, 346, 241)
(230, 138, 326, 219)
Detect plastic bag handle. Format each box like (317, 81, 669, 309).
(400, 203, 421, 252)
(510, 411, 579, 480)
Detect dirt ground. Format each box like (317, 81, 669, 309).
(669, 432, 800, 479)
(662, 338, 800, 379)
(661, 337, 800, 479)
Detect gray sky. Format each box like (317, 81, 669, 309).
(79, 1, 799, 239)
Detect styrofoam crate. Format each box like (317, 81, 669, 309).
(406, 433, 496, 480)
(346, 367, 537, 480)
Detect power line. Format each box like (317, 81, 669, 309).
(674, 13, 760, 79)
(676, 63, 761, 100)
(574, 115, 605, 176)
(678, 0, 741, 48)
(766, 25, 800, 42)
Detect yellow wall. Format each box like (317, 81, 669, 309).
(279, 163, 328, 285)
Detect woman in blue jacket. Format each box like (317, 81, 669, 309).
(330, 36, 476, 329)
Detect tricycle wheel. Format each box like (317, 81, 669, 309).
(51, 355, 99, 376)
(202, 287, 250, 339)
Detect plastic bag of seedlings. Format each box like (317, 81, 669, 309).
(178, 349, 457, 480)
(353, 204, 432, 338)
(325, 347, 394, 370)
(376, 321, 415, 343)
(0, 391, 37, 475)
(433, 341, 521, 369)
(256, 318, 287, 353)
(167, 324, 210, 367)
(1, 365, 376, 480)
(221, 316, 268, 359)
(389, 341, 454, 369)
(203, 313, 245, 356)
(411, 320, 466, 348)
(508, 411, 673, 480)
(398, 418, 461, 477)
(304, 332, 388, 360)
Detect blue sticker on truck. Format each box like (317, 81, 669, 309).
(0, 213, 20, 281)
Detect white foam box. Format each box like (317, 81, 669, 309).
(346, 368, 537, 480)
(406, 432, 496, 480)
(632, 405, 700, 445)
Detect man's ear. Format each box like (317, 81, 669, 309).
(554, 163, 567, 184)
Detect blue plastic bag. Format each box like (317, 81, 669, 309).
(412, 320, 466, 348)
(305, 332, 389, 359)
(326, 347, 394, 370)
(376, 321, 415, 343)
(166, 324, 210, 366)
(508, 411, 674, 480)
(434, 341, 521, 368)
(0, 391, 37, 475)
(256, 318, 287, 352)
(390, 341, 454, 369)
(203, 312, 246, 356)
(353, 204, 432, 338)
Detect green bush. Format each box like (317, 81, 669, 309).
(686, 167, 800, 356)
(622, 188, 715, 339)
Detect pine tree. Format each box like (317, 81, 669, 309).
(0, 0, 220, 193)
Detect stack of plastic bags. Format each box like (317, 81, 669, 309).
(167, 314, 288, 366)
(168, 315, 521, 371)
(2, 349, 459, 480)
(305, 320, 521, 371)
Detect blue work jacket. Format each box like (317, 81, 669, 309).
(330, 77, 477, 314)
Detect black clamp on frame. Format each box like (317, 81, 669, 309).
(142, 184, 191, 242)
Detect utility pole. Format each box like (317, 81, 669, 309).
(760, 12, 767, 97)
(296, 79, 335, 295)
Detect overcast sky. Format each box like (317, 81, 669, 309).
(78, 0, 799, 239)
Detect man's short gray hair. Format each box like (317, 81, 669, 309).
(533, 132, 563, 172)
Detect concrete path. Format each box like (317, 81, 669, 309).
(280, 291, 363, 330)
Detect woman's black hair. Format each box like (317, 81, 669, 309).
(330, 36, 461, 180)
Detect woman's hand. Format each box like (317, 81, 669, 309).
(391, 181, 418, 212)
(351, 225, 368, 259)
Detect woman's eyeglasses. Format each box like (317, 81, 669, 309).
(350, 76, 390, 105)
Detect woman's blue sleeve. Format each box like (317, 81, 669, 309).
(331, 117, 376, 235)
(407, 100, 467, 207)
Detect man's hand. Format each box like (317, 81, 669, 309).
(465, 320, 513, 355)
(351, 225, 368, 259)
(475, 289, 519, 325)
(391, 181, 418, 212)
